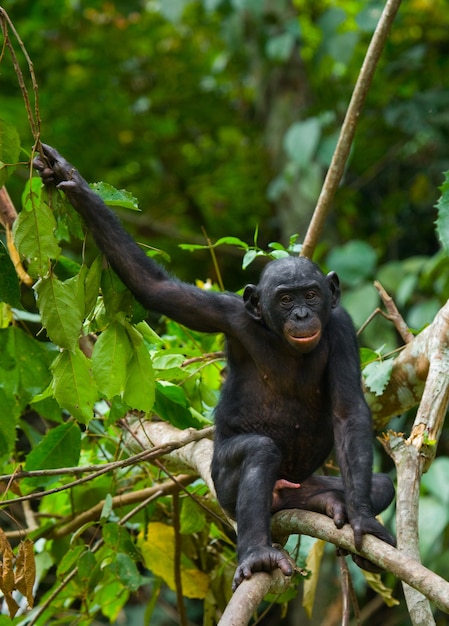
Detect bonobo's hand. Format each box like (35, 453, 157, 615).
(232, 545, 293, 592)
(33, 144, 90, 198)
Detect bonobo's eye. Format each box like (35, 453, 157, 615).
(305, 290, 318, 301)
(280, 294, 293, 305)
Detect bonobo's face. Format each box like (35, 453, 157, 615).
(243, 257, 340, 353)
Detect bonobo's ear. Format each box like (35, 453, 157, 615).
(326, 271, 341, 308)
(243, 284, 262, 320)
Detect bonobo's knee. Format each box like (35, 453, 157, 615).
(371, 473, 395, 514)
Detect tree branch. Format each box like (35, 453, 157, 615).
(300, 0, 403, 259)
(271, 510, 449, 615)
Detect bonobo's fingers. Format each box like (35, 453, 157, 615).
(33, 144, 78, 186)
(232, 546, 293, 591)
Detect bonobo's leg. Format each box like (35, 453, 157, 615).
(211, 434, 294, 590)
(272, 473, 395, 573)
(272, 473, 394, 520)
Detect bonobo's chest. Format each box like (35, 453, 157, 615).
(222, 331, 331, 427)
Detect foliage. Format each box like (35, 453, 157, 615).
(2, 1, 449, 624)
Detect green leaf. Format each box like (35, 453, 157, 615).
(90, 182, 140, 210)
(114, 553, 142, 592)
(0, 388, 20, 459)
(0, 241, 21, 308)
(57, 545, 86, 578)
(326, 240, 377, 286)
(0, 326, 54, 410)
(435, 170, 449, 254)
(35, 275, 83, 350)
(51, 348, 97, 423)
(283, 118, 321, 167)
(84, 256, 103, 317)
(123, 340, 155, 412)
(362, 359, 394, 396)
(14, 178, 62, 277)
(242, 248, 258, 269)
(92, 322, 130, 398)
(103, 523, 141, 560)
(24, 421, 81, 487)
(180, 497, 207, 534)
(0, 119, 21, 186)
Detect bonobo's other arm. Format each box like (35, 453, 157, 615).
(34, 144, 239, 333)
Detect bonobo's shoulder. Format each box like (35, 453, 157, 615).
(328, 305, 357, 339)
(330, 304, 354, 326)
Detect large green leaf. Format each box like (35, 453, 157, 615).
(24, 421, 81, 487)
(51, 348, 97, 423)
(0, 119, 21, 186)
(123, 339, 155, 412)
(14, 178, 61, 278)
(92, 321, 130, 398)
(35, 275, 83, 351)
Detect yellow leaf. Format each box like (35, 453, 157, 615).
(138, 522, 209, 599)
(363, 571, 400, 607)
(302, 539, 325, 618)
(15, 539, 36, 608)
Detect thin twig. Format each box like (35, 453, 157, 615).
(173, 491, 188, 626)
(0, 7, 41, 142)
(0, 425, 214, 505)
(374, 280, 414, 343)
(300, 0, 403, 259)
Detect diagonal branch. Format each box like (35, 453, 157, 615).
(300, 0, 403, 259)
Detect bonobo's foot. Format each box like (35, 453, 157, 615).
(271, 474, 396, 573)
(233, 545, 293, 591)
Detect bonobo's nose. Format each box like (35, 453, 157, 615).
(294, 307, 309, 320)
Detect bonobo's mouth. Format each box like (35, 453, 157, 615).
(288, 330, 320, 345)
(286, 329, 321, 351)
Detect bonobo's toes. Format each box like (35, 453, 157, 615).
(232, 546, 293, 591)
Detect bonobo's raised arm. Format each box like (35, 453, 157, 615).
(34, 144, 240, 334)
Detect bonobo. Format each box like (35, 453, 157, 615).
(35, 145, 395, 590)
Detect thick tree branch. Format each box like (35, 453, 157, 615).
(301, 0, 403, 259)
(271, 510, 449, 614)
(382, 302, 449, 624)
(366, 299, 449, 427)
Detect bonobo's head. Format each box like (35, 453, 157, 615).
(243, 257, 340, 353)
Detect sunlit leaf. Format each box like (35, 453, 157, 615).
(91, 182, 139, 210)
(138, 522, 209, 599)
(362, 359, 394, 396)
